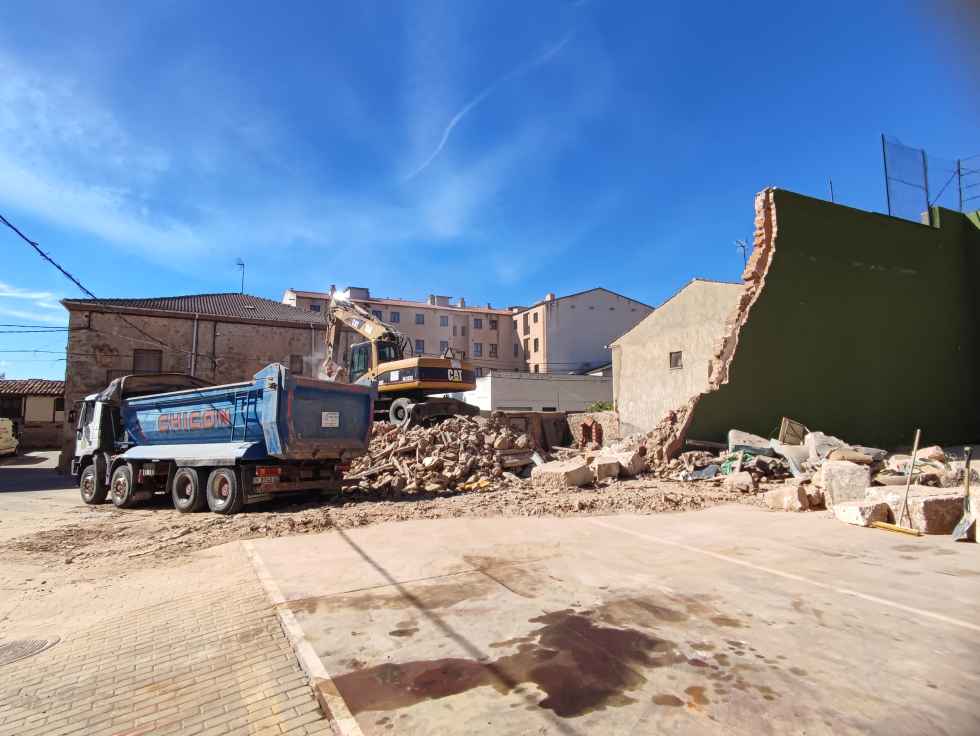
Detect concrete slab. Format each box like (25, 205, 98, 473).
(249, 506, 980, 736)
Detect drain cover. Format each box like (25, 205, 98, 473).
(0, 638, 59, 666)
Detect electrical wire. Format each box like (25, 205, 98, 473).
(1, 212, 203, 359)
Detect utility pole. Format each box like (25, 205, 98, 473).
(881, 133, 892, 216)
(735, 239, 748, 268)
(236, 258, 245, 294)
(829, 177, 835, 203)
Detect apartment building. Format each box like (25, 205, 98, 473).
(282, 287, 524, 377)
(513, 288, 654, 374)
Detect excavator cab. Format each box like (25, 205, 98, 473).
(348, 338, 405, 383)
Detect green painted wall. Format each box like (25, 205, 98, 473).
(687, 190, 980, 448)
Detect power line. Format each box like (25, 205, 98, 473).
(0, 323, 69, 329)
(0, 212, 199, 358)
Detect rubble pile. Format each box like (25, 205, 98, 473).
(348, 414, 537, 493)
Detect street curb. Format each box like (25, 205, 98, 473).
(242, 540, 365, 736)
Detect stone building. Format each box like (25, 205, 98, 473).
(282, 287, 525, 376)
(59, 293, 328, 468)
(611, 279, 743, 435)
(0, 379, 65, 449)
(512, 288, 654, 374)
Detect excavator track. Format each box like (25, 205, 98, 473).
(390, 397, 480, 429)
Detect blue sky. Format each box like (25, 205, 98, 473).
(2, 0, 978, 379)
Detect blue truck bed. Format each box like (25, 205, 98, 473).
(120, 364, 374, 463)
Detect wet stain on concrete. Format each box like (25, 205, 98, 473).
(789, 667, 808, 676)
(286, 575, 500, 615)
(389, 627, 419, 638)
(332, 607, 691, 717)
(685, 686, 710, 706)
(463, 555, 546, 599)
(893, 545, 921, 552)
(652, 694, 684, 706)
(710, 616, 744, 628)
(933, 549, 956, 556)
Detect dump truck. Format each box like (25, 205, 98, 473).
(70, 363, 374, 514)
(322, 288, 480, 427)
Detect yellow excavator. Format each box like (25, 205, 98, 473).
(322, 289, 480, 427)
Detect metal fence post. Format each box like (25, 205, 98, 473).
(881, 134, 892, 216)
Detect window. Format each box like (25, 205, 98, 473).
(415, 339, 425, 354)
(475, 367, 483, 377)
(533, 312, 539, 323)
(461, 326, 467, 336)
(290, 355, 304, 375)
(473, 342, 482, 357)
(489, 319, 498, 330)
(440, 315, 449, 327)
(522, 313, 529, 335)
(0, 396, 20, 419)
(533, 365, 539, 373)
(439, 340, 449, 354)
(513, 343, 519, 357)
(372, 310, 383, 320)
(669, 351, 683, 369)
(415, 313, 425, 325)
(54, 397, 65, 413)
(133, 349, 162, 374)
(489, 343, 497, 358)
(309, 304, 321, 312)
(453, 325, 457, 336)
(473, 318, 483, 329)
(349, 343, 370, 381)
(523, 338, 529, 355)
(533, 338, 539, 353)
(389, 311, 400, 323)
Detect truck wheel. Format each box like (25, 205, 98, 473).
(206, 467, 244, 515)
(79, 464, 108, 504)
(171, 467, 207, 513)
(110, 464, 139, 508)
(389, 398, 414, 428)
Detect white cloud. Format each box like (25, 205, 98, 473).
(0, 280, 67, 324)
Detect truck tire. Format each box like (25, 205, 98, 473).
(206, 467, 244, 515)
(110, 464, 139, 508)
(79, 463, 108, 504)
(171, 467, 207, 513)
(389, 398, 414, 428)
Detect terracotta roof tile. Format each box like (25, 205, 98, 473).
(0, 379, 65, 396)
(62, 293, 326, 325)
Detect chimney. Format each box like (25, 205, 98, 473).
(427, 294, 436, 305)
(544, 292, 556, 301)
(457, 297, 466, 308)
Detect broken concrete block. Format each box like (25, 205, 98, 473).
(918, 445, 946, 463)
(866, 485, 965, 534)
(820, 460, 871, 505)
(805, 432, 848, 463)
(770, 440, 810, 477)
(724, 471, 756, 493)
(609, 449, 645, 477)
(591, 456, 621, 482)
(531, 457, 593, 489)
(765, 485, 809, 512)
(728, 429, 773, 456)
(833, 500, 890, 527)
(827, 448, 874, 464)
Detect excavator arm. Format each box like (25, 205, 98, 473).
(322, 289, 407, 381)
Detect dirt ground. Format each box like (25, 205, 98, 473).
(0, 457, 768, 574)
